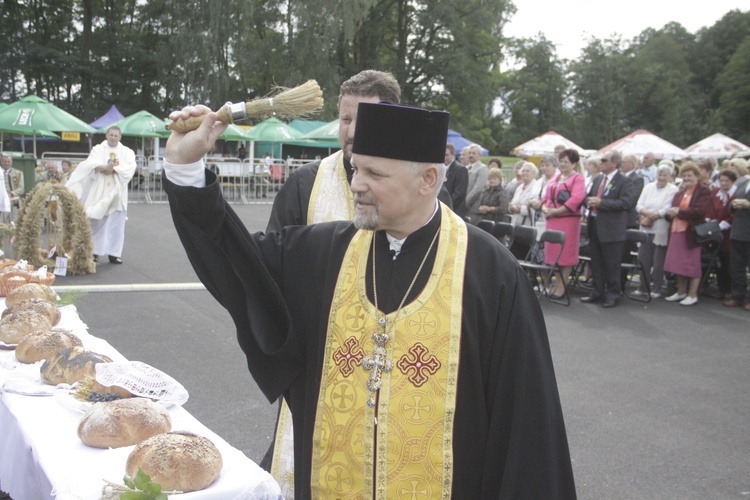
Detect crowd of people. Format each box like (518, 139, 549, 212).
(448, 144, 750, 310)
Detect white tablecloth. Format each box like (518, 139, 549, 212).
(0, 302, 282, 499)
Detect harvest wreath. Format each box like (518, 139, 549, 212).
(12, 181, 95, 275)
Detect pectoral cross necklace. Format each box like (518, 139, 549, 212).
(361, 228, 440, 408)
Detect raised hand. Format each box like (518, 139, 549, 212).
(166, 104, 229, 165)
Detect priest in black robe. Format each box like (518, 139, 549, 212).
(163, 101, 576, 499)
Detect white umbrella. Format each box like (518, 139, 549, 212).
(684, 133, 750, 159)
(511, 131, 586, 157)
(599, 129, 687, 160)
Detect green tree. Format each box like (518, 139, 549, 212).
(624, 25, 703, 146)
(716, 34, 750, 144)
(568, 37, 629, 148)
(497, 35, 567, 153)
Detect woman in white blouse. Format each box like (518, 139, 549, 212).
(508, 162, 539, 226)
(528, 155, 559, 236)
(635, 164, 679, 297)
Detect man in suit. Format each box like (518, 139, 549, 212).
(464, 143, 488, 211)
(725, 172, 750, 311)
(620, 154, 645, 228)
(582, 151, 634, 308)
(443, 142, 468, 217)
(0, 153, 24, 223)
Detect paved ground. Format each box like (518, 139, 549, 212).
(49, 201, 750, 499)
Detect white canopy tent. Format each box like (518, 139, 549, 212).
(511, 131, 586, 157)
(599, 129, 687, 160)
(684, 133, 750, 159)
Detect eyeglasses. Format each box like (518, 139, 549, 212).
(601, 158, 612, 163)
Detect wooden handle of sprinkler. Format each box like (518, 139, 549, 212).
(167, 106, 233, 134)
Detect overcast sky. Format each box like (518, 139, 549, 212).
(503, 0, 748, 61)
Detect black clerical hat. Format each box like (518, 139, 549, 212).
(352, 102, 449, 163)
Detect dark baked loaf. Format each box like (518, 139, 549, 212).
(40, 346, 113, 385)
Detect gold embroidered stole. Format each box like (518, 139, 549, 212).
(271, 150, 353, 498)
(311, 205, 467, 499)
(307, 151, 353, 225)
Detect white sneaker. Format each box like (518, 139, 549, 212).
(650, 292, 662, 299)
(665, 293, 687, 302)
(632, 290, 647, 296)
(679, 296, 698, 306)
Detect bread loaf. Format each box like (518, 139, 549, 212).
(0, 310, 54, 344)
(2, 298, 61, 325)
(15, 328, 82, 363)
(78, 398, 172, 449)
(126, 431, 222, 492)
(6, 283, 57, 306)
(40, 346, 113, 385)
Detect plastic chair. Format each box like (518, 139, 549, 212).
(516, 226, 567, 305)
(699, 232, 724, 296)
(621, 229, 651, 302)
(491, 222, 514, 248)
(477, 219, 494, 234)
(524, 230, 569, 306)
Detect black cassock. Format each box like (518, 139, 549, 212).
(165, 171, 576, 499)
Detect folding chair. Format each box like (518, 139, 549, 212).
(491, 222, 514, 248)
(518, 229, 570, 305)
(477, 219, 494, 234)
(699, 232, 724, 297)
(621, 229, 651, 302)
(569, 222, 592, 291)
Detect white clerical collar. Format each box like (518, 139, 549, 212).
(385, 201, 440, 259)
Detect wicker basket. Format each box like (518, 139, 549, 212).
(0, 270, 31, 297)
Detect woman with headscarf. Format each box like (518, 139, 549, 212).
(663, 162, 713, 305)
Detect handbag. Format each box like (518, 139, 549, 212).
(693, 220, 721, 244)
(556, 184, 571, 205)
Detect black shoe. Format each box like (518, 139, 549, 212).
(580, 294, 601, 304)
(109, 255, 123, 264)
(93, 255, 98, 263)
(602, 299, 619, 308)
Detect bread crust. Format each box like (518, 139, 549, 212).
(0, 309, 54, 344)
(40, 346, 113, 385)
(2, 298, 61, 325)
(15, 328, 82, 363)
(78, 398, 171, 448)
(126, 431, 223, 492)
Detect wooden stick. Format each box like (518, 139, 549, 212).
(167, 80, 324, 133)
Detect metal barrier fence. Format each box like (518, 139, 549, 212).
(38, 153, 320, 205)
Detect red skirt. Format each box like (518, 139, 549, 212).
(664, 231, 702, 278)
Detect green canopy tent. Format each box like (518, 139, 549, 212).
(288, 119, 327, 135)
(0, 95, 95, 156)
(292, 119, 340, 152)
(301, 119, 339, 141)
(220, 123, 252, 142)
(244, 117, 304, 160)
